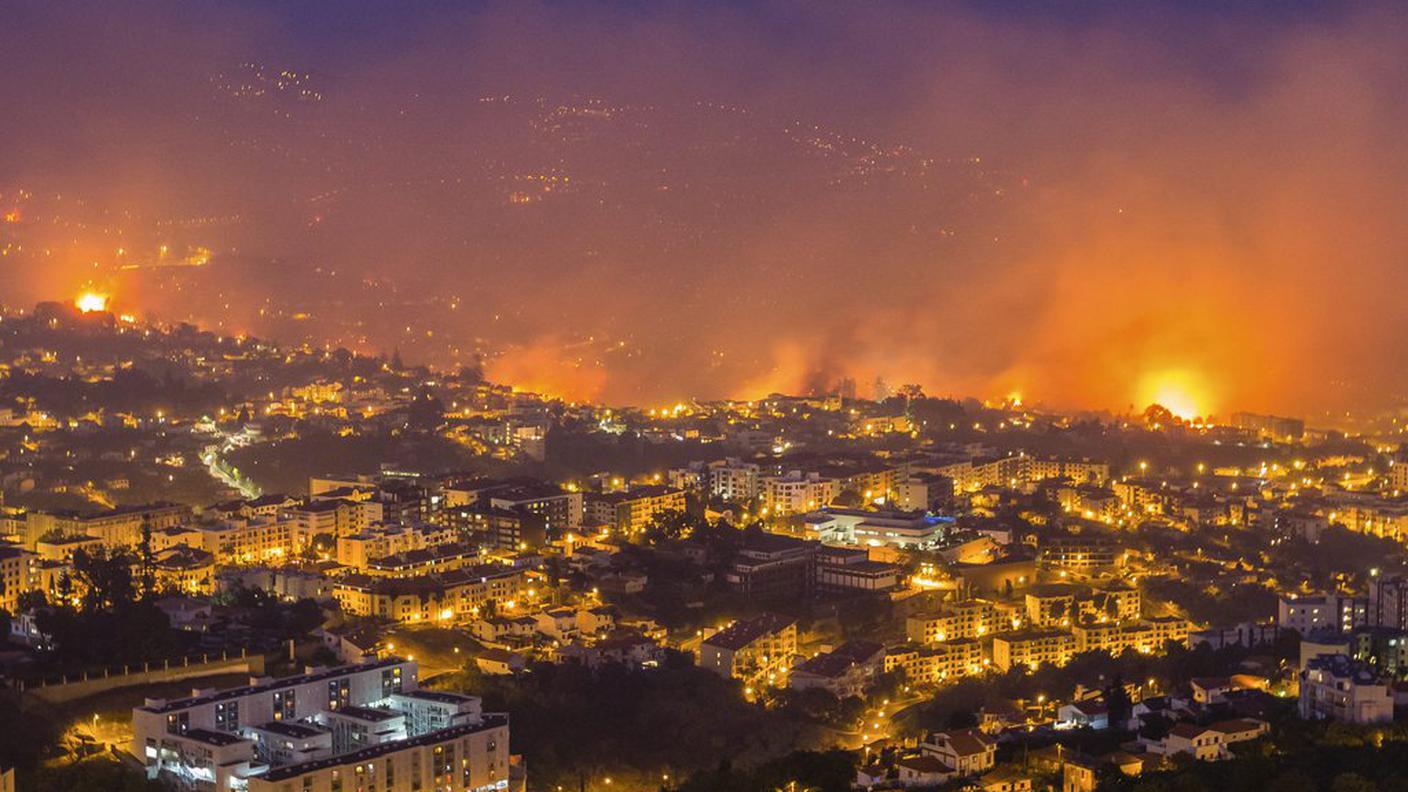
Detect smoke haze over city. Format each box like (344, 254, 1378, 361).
(4, 0, 1407, 416)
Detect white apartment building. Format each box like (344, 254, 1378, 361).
(1299, 654, 1395, 724)
(759, 471, 838, 515)
(708, 458, 761, 501)
(133, 658, 512, 792)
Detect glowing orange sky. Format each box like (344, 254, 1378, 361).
(4, 2, 1407, 417)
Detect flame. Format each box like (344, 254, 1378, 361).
(1138, 368, 1211, 420)
(75, 292, 109, 313)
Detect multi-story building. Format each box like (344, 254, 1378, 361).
(725, 532, 818, 599)
(583, 486, 686, 535)
(22, 502, 192, 548)
(135, 656, 513, 792)
(133, 658, 416, 790)
(990, 629, 1077, 672)
(803, 507, 949, 550)
(1037, 535, 1123, 574)
(1056, 486, 1122, 522)
(188, 516, 300, 565)
(834, 464, 903, 504)
(1024, 585, 1079, 628)
(1278, 593, 1367, 635)
(364, 543, 482, 578)
(245, 715, 511, 792)
(787, 640, 884, 699)
(152, 545, 216, 596)
(1024, 583, 1141, 628)
(936, 456, 1027, 493)
(439, 504, 546, 551)
(907, 600, 999, 644)
(1027, 458, 1110, 486)
(1072, 617, 1191, 655)
(698, 613, 798, 693)
(759, 471, 838, 515)
(891, 473, 954, 512)
(337, 522, 457, 571)
(814, 546, 902, 593)
(884, 639, 984, 685)
(0, 546, 37, 613)
(482, 482, 582, 534)
(1368, 574, 1408, 631)
(1299, 654, 1394, 724)
(1111, 479, 1173, 516)
(284, 498, 382, 540)
(333, 566, 527, 624)
(373, 480, 438, 527)
(708, 458, 762, 501)
(1229, 411, 1304, 442)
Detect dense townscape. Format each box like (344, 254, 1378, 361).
(8, 3, 1408, 790)
(4, 302, 1408, 792)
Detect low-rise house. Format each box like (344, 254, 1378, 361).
(1056, 700, 1109, 730)
(980, 766, 1033, 792)
(475, 647, 527, 675)
(555, 632, 663, 670)
(919, 729, 996, 776)
(896, 755, 956, 787)
(1061, 754, 1100, 792)
(1160, 723, 1226, 761)
(1189, 676, 1232, 704)
(1208, 718, 1270, 747)
(469, 615, 539, 644)
(855, 764, 888, 788)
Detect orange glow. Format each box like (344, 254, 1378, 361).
(1137, 368, 1211, 420)
(75, 292, 109, 313)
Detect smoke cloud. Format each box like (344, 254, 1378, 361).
(2, 0, 1406, 417)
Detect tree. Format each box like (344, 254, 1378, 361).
(645, 509, 694, 543)
(17, 589, 47, 611)
(1105, 674, 1134, 728)
(138, 517, 155, 599)
(1331, 773, 1378, 792)
(71, 546, 137, 612)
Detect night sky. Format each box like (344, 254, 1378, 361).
(2, 0, 1406, 417)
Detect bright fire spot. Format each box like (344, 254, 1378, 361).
(1138, 368, 1210, 420)
(75, 292, 109, 313)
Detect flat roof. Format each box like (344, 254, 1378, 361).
(181, 728, 250, 747)
(137, 658, 412, 714)
(251, 721, 328, 739)
(334, 706, 403, 723)
(258, 717, 507, 783)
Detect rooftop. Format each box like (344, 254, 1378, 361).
(259, 717, 508, 783)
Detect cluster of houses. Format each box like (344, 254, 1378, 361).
(854, 675, 1277, 791)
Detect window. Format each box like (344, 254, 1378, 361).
(275, 689, 297, 720)
(381, 667, 404, 696)
(215, 700, 239, 731)
(329, 679, 350, 711)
